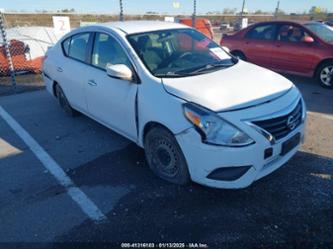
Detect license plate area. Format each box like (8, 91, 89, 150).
(280, 133, 301, 156)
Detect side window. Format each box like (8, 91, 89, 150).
(246, 24, 276, 41)
(92, 33, 131, 70)
(62, 37, 71, 56)
(128, 34, 163, 71)
(277, 25, 310, 43)
(68, 33, 90, 62)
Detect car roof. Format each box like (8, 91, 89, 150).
(97, 20, 188, 34)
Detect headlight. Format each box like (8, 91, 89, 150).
(183, 103, 254, 147)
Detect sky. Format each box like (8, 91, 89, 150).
(0, 0, 332, 14)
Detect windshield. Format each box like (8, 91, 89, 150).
(304, 23, 333, 43)
(127, 29, 236, 78)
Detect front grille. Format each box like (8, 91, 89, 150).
(253, 100, 302, 141)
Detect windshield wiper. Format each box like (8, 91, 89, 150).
(154, 61, 236, 78)
(181, 62, 234, 75)
(154, 72, 188, 78)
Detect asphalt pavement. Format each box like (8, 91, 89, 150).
(0, 75, 332, 249)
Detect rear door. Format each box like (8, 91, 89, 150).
(57, 32, 93, 112)
(270, 23, 316, 75)
(242, 23, 277, 68)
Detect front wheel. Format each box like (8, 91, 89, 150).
(316, 62, 333, 89)
(144, 126, 190, 185)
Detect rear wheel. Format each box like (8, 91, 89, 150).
(144, 126, 190, 185)
(55, 84, 78, 116)
(231, 51, 247, 61)
(316, 62, 333, 89)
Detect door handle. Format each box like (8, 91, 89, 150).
(88, 80, 97, 86)
(57, 67, 63, 72)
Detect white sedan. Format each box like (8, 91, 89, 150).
(43, 21, 306, 189)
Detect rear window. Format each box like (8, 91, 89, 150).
(62, 37, 71, 56)
(67, 33, 90, 62)
(246, 24, 276, 40)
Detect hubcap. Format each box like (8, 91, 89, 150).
(151, 141, 178, 178)
(320, 66, 333, 86)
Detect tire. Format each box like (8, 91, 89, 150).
(316, 61, 333, 89)
(55, 84, 78, 116)
(231, 51, 247, 61)
(144, 126, 190, 185)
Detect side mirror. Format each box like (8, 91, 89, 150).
(221, 46, 230, 53)
(106, 64, 133, 81)
(303, 36, 314, 43)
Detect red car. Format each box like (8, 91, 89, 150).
(220, 21, 333, 88)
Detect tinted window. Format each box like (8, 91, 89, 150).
(68, 33, 90, 62)
(246, 24, 276, 40)
(277, 25, 310, 43)
(92, 33, 131, 70)
(62, 37, 71, 56)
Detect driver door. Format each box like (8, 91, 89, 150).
(85, 32, 138, 141)
(270, 24, 316, 75)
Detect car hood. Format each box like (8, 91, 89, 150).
(162, 61, 293, 112)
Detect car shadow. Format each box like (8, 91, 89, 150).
(55, 143, 333, 246)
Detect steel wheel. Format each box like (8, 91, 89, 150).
(151, 140, 179, 178)
(144, 126, 190, 185)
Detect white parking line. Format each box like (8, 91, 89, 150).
(0, 106, 107, 222)
(307, 111, 333, 121)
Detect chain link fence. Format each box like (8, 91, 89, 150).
(0, 12, 17, 89)
(0, 25, 60, 75)
(0, 27, 7, 76)
(0, 12, 61, 94)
